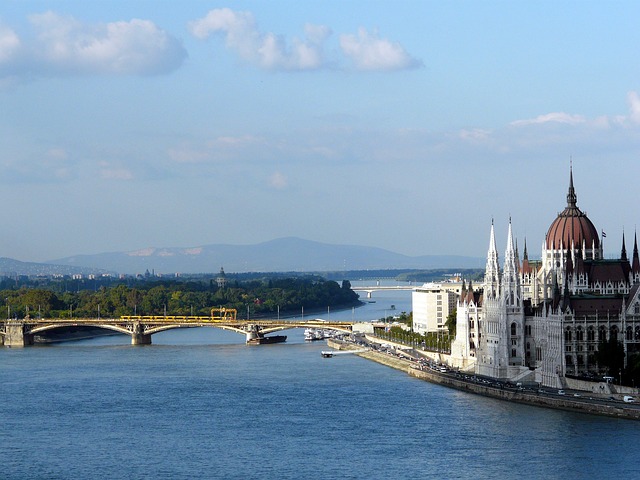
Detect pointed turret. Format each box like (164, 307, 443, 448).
(502, 218, 520, 307)
(503, 218, 518, 279)
(521, 239, 532, 275)
(567, 164, 577, 209)
(633, 232, 640, 276)
(466, 280, 475, 304)
(459, 280, 467, 305)
(566, 243, 574, 275)
(574, 245, 586, 276)
(621, 231, 628, 261)
(484, 219, 500, 298)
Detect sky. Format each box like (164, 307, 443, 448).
(1, 1, 640, 263)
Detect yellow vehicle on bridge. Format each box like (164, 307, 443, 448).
(211, 307, 237, 321)
(120, 307, 237, 323)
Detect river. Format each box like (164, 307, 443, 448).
(1, 281, 639, 479)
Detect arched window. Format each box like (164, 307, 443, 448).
(511, 323, 517, 336)
(627, 326, 633, 341)
(599, 326, 607, 342)
(565, 327, 572, 343)
(576, 326, 584, 342)
(587, 327, 595, 342)
(610, 326, 618, 342)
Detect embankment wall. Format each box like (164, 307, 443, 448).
(327, 339, 640, 421)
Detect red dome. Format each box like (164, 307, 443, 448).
(545, 170, 600, 250)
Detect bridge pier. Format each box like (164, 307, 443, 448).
(131, 322, 152, 345)
(4, 322, 34, 347)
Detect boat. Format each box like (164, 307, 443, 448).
(247, 334, 287, 345)
(304, 328, 326, 341)
(321, 351, 334, 358)
(304, 328, 318, 341)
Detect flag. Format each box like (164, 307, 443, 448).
(602, 230, 607, 238)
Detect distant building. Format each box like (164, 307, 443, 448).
(449, 167, 640, 388)
(216, 267, 227, 289)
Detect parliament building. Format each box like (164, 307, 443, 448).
(450, 168, 640, 388)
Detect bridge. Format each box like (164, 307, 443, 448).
(351, 284, 415, 299)
(0, 315, 355, 347)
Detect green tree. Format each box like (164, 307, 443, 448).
(595, 337, 625, 377)
(445, 308, 457, 336)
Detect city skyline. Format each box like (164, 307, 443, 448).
(1, 1, 640, 262)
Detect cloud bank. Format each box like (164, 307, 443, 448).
(188, 8, 420, 72)
(0, 12, 187, 82)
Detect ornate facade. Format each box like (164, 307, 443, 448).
(450, 168, 640, 388)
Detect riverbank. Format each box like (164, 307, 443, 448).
(327, 338, 640, 421)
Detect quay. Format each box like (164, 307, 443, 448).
(327, 337, 640, 421)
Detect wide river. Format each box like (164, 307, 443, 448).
(1, 282, 639, 479)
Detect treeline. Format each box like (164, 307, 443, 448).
(0, 277, 360, 319)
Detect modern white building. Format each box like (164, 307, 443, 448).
(412, 282, 461, 334)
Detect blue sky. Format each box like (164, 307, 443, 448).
(1, 1, 640, 263)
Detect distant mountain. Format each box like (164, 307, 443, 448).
(46, 237, 483, 275)
(0, 257, 107, 277)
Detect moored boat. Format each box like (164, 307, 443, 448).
(247, 334, 287, 345)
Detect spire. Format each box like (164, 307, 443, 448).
(621, 230, 628, 261)
(484, 219, 500, 298)
(466, 280, 475, 304)
(574, 245, 586, 276)
(567, 162, 577, 209)
(460, 280, 467, 303)
(633, 231, 640, 275)
(521, 238, 532, 275)
(503, 217, 518, 278)
(566, 242, 574, 274)
(502, 218, 520, 307)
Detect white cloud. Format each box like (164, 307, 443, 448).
(510, 91, 640, 130)
(627, 91, 640, 124)
(189, 9, 420, 72)
(0, 12, 186, 81)
(268, 172, 288, 189)
(99, 165, 134, 180)
(188, 8, 328, 71)
(339, 27, 421, 71)
(167, 148, 211, 164)
(510, 112, 586, 127)
(47, 147, 69, 160)
(0, 24, 21, 63)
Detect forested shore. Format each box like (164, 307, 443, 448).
(0, 276, 360, 319)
